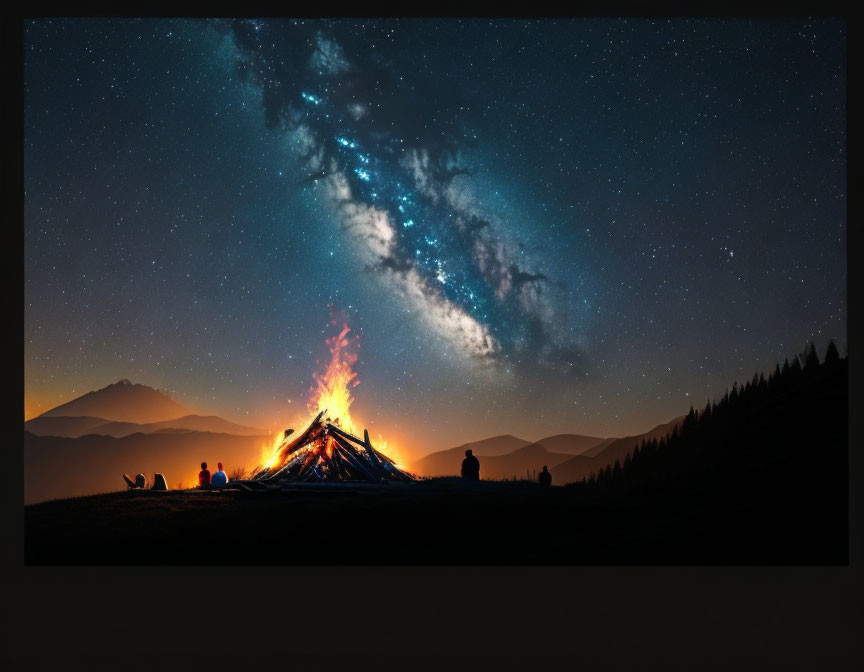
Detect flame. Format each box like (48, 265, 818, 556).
(309, 322, 360, 436)
(258, 317, 407, 473)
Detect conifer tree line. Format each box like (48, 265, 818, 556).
(576, 340, 847, 493)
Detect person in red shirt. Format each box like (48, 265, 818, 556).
(198, 462, 211, 489)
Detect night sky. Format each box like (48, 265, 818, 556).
(24, 18, 846, 459)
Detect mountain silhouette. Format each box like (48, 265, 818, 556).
(410, 434, 531, 476)
(453, 434, 534, 456)
(25, 414, 267, 439)
(412, 433, 609, 478)
(551, 417, 685, 485)
(37, 379, 191, 424)
(22, 415, 113, 438)
(473, 442, 574, 480)
(534, 433, 608, 456)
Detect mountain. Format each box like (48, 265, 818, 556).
(25, 413, 268, 439)
(410, 433, 607, 477)
(453, 434, 534, 456)
(38, 379, 191, 424)
(550, 416, 686, 485)
(85, 415, 266, 438)
(579, 437, 617, 458)
(410, 434, 532, 476)
(23, 415, 115, 438)
(474, 443, 574, 480)
(534, 434, 607, 456)
(24, 430, 270, 505)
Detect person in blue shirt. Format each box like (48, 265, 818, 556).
(210, 461, 229, 487)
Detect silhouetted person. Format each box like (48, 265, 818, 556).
(198, 462, 211, 489)
(538, 465, 552, 487)
(461, 449, 480, 481)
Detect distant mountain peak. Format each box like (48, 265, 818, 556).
(39, 379, 192, 425)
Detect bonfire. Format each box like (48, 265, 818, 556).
(249, 321, 413, 484)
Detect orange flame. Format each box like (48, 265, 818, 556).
(309, 322, 360, 436)
(259, 317, 408, 472)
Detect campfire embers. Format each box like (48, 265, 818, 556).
(251, 410, 414, 484)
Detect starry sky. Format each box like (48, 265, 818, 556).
(24, 18, 846, 459)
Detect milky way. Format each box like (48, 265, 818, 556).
(224, 21, 585, 373)
(24, 18, 846, 455)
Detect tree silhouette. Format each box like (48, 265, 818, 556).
(825, 340, 840, 365)
(570, 349, 847, 517)
(804, 341, 820, 373)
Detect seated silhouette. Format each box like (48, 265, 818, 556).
(538, 465, 552, 487)
(198, 462, 211, 489)
(461, 449, 480, 481)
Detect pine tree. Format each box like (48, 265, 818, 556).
(825, 340, 840, 365)
(684, 405, 696, 433)
(804, 341, 820, 372)
(790, 357, 802, 377)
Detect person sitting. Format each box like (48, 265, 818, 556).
(198, 462, 211, 489)
(210, 461, 228, 487)
(538, 465, 552, 487)
(461, 449, 480, 481)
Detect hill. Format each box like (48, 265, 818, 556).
(23, 415, 115, 438)
(410, 434, 531, 476)
(411, 433, 608, 477)
(24, 430, 270, 505)
(551, 417, 685, 485)
(475, 443, 575, 480)
(38, 379, 191, 424)
(25, 413, 267, 439)
(534, 433, 607, 456)
(453, 434, 534, 456)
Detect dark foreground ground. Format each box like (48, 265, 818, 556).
(25, 475, 847, 564)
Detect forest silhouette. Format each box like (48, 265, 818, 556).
(578, 341, 846, 495)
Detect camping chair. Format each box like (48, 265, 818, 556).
(122, 473, 146, 489)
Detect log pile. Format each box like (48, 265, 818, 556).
(250, 410, 414, 484)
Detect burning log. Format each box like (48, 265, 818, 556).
(331, 435, 383, 482)
(276, 410, 325, 461)
(251, 409, 411, 484)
